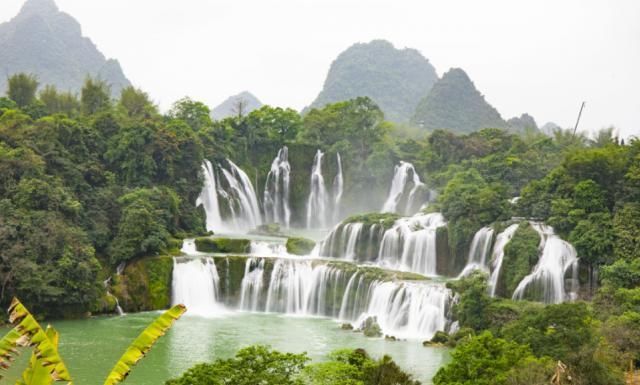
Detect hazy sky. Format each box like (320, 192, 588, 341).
(2, 0, 639, 137)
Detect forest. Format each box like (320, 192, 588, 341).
(0, 72, 639, 384)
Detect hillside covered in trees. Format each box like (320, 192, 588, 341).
(307, 40, 438, 123)
(0, 0, 130, 97)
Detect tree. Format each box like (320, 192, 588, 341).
(165, 345, 309, 385)
(169, 97, 212, 131)
(433, 331, 550, 385)
(119, 86, 156, 118)
(39, 85, 80, 116)
(7, 73, 39, 108)
(81, 77, 111, 115)
(447, 271, 492, 330)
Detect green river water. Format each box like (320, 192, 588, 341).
(1, 311, 450, 384)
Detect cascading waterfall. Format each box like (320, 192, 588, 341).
(197, 159, 262, 233)
(232, 257, 453, 339)
(264, 147, 291, 227)
(172, 257, 224, 316)
(512, 223, 579, 304)
(378, 213, 445, 275)
(487, 224, 520, 296)
(381, 162, 429, 215)
(354, 282, 451, 340)
(307, 150, 329, 228)
(458, 227, 495, 277)
(333, 152, 344, 223)
(197, 160, 224, 231)
(313, 213, 446, 276)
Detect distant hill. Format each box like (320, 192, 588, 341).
(411, 68, 505, 134)
(0, 0, 130, 97)
(212, 91, 262, 120)
(307, 40, 438, 123)
(540, 122, 562, 136)
(507, 113, 538, 133)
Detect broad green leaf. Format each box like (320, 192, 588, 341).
(1, 298, 72, 384)
(16, 326, 60, 385)
(103, 304, 186, 385)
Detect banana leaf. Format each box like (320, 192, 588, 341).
(16, 326, 60, 385)
(103, 304, 186, 385)
(1, 298, 71, 384)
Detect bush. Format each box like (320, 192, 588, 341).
(497, 222, 540, 298)
(194, 237, 251, 253)
(286, 237, 316, 255)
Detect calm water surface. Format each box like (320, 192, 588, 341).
(1, 311, 449, 384)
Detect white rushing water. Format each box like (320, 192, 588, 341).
(458, 226, 495, 277)
(487, 224, 520, 296)
(264, 147, 291, 228)
(313, 213, 446, 276)
(333, 152, 344, 223)
(511, 223, 579, 304)
(173, 256, 454, 340)
(172, 258, 225, 317)
(381, 162, 428, 216)
(197, 159, 263, 233)
(378, 213, 446, 275)
(307, 149, 329, 229)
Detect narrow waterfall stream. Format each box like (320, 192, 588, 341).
(458, 226, 495, 277)
(333, 152, 344, 223)
(264, 146, 291, 228)
(307, 149, 329, 228)
(487, 224, 520, 296)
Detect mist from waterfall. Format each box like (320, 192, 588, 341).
(264, 147, 291, 228)
(381, 162, 428, 215)
(197, 159, 262, 233)
(307, 150, 329, 228)
(512, 223, 579, 304)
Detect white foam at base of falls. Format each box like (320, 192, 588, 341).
(172, 258, 226, 317)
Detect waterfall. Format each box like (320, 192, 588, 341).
(512, 224, 579, 304)
(172, 257, 224, 316)
(381, 162, 428, 215)
(197, 160, 224, 232)
(264, 147, 291, 228)
(458, 227, 495, 277)
(239, 258, 265, 312)
(313, 213, 446, 276)
(197, 159, 262, 233)
(487, 224, 520, 296)
(353, 282, 452, 340)
(377, 213, 445, 275)
(307, 150, 329, 228)
(333, 152, 344, 222)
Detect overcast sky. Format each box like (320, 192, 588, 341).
(2, 0, 639, 137)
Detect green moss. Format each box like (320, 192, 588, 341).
(195, 237, 251, 253)
(286, 237, 316, 256)
(114, 256, 174, 312)
(325, 261, 428, 282)
(343, 212, 401, 230)
(497, 222, 541, 298)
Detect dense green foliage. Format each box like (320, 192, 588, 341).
(308, 39, 438, 123)
(165, 345, 419, 385)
